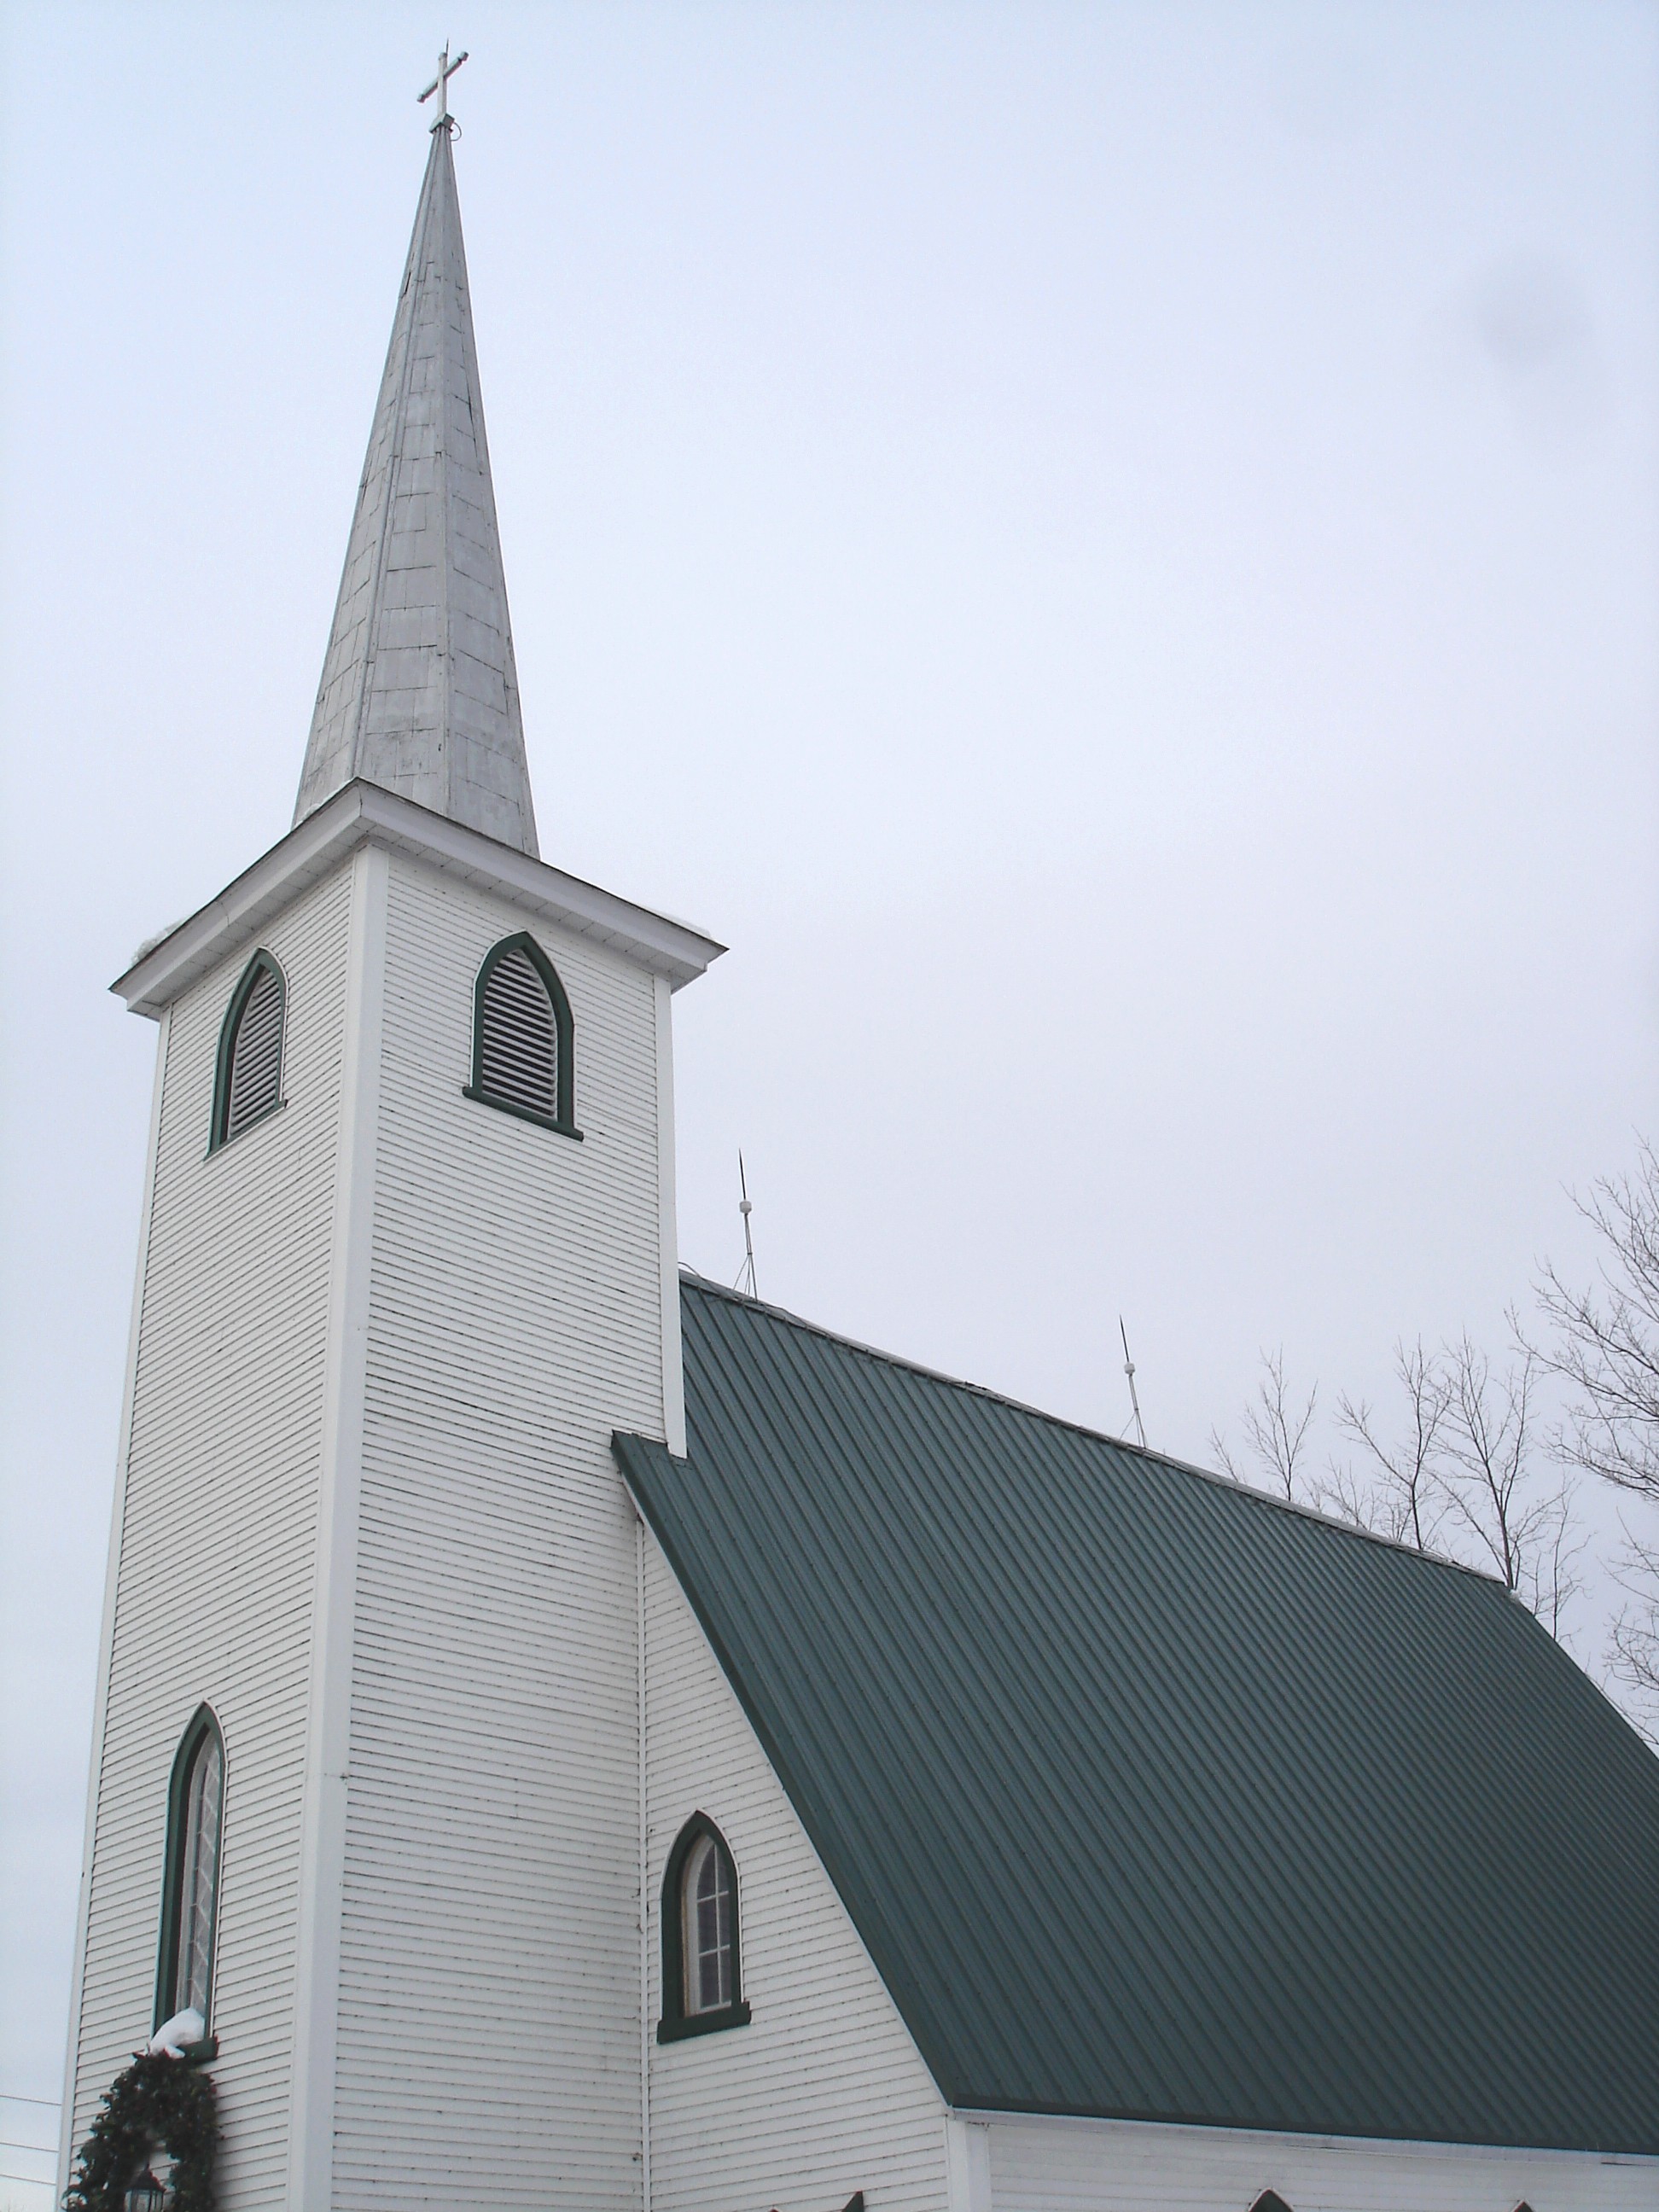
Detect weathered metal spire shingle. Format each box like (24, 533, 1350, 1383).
(295, 95, 538, 855)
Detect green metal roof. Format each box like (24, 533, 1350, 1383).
(614, 1277, 1659, 2154)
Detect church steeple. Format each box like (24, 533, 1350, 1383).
(294, 117, 538, 855)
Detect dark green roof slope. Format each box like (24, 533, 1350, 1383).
(614, 1278, 1659, 2154)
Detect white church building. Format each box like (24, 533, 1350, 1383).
(60, 106, 1659, 2212)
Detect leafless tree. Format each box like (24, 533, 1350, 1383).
(1211, 1348, 1318, 1502)
(1215, 1332, 1582, 1640)
(1534, 1138, 1659, 1505)
(1607, 1530, 1659, 1723)
(1532, 1137, 1659, 1720)
(1436, 1336, 1581, 1636)
(1328, 1338, 1451, 1551)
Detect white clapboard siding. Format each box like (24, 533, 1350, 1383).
(67, 870, 352, 2209)
(979, 2110, 1659, 2212)
(642, 1526, 951, 2212)
(331, 852, 668, 2212)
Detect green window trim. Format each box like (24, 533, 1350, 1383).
(657, 1812, 751, 2045)
(656, 2004, 753, 2044)
(463, 931, 582, 1139)
(208, 949, 288, 1154)
(154, 1705, 225, 2037)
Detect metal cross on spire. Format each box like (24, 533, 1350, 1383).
(418, 44, 469, 128)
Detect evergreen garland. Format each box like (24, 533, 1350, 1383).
(63, 2051, 218, 2212)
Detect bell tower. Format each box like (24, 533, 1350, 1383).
(60, 102, 721, 2212)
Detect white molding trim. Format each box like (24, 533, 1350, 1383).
(636, 1508, 653, 2212)
(113, 781, 725, 1018)
(952, 2102, 1659, 2163)
(286, 842, 388, 2212)
(57, 1004, 173, 2199)
(654, 976, 687, 1458)
(946, 2097, 1659, 2203)
(945, 2116, 992, 2212)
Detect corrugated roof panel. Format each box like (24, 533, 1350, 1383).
(614, 1278, 1659, 2151)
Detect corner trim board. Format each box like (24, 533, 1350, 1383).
(654, 975, 686, 1458)
(57, 1004, 173, 2202)
(286, 841, 388, 2212)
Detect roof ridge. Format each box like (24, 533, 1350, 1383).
(678, 1268, 1500, 1589)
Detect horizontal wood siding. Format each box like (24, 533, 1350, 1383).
(643, 1529, 950, 2212)
(334, 853, 667, 2212)
(70, 870, 352, 2209)
(983, 2111, 1659, 2212)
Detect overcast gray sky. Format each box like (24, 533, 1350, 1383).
(3, 2, 1656, 2190)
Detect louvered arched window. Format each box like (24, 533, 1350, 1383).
(464, 933, 579, 1137)
(156, 1707, 224, 2033)
(657, 1813, 750, 2041)
(210, 950, 287, 1150)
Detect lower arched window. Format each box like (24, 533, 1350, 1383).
(657, 1813, 751, 2041)
(155, 1708, 224, 2034)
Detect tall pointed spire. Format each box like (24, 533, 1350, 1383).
(295, 121, 538, 855)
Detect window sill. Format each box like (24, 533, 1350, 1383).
(205, 1099, 286, 1159)
(462, 1085, 583, 1140)
(656, 2001, 751, 2044)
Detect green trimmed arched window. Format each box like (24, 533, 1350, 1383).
(463, 933, 579, 1137)
(210, 950, 287, 1150)
(155, 1707, 224, 2032)
(657, 1813, 750, 2042)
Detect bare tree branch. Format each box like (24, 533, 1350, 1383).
(1214, 1330, 1585, 1642)
(1330, 1338, 1451, 1551)
(1435, 1336, 1583, 1632)
(1608, 1526, 1659, 1742)
(1532, 1136, 1659, 1505)
(1211, 1348, 1318, 1503)
(1525, 1135, 1659, 1699)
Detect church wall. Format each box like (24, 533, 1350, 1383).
(66, 866, 354, 2210)
(641, 1526, 951, 2212)
(329, 849, 670, 2212)
(975, 2109, 1659, 2212)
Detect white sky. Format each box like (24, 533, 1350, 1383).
(3, 2, 1656, 2192)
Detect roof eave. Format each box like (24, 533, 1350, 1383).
(112, 780, 725, 1017)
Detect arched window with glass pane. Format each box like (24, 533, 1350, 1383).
(463, 932, 579, 1137)
(657, 1813, 750, 2041)
(209, 950, 287, 1150)
(155, 1708, 224, 2032)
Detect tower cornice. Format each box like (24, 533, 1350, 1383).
(112, 781, 725, 1018)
